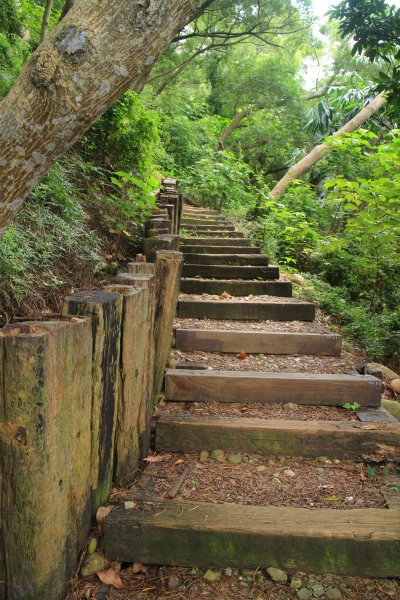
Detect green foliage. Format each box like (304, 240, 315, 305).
(342, 402, 361, 410)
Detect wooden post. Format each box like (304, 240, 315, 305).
(153, 250, 183, 402)
(104, 285, 150, 486)
(112, 274, 156, 459)
(0, 318, 92, 600)
(63, 291, 122, 513)
(143, 235, 179, 262)
(127, 262, 155, 275)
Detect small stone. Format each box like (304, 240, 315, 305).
(199, 450, 209, 461)
(316, 467, 325, 474)
(124, 501, 134, 510)
(210, 449, 225, 462)
(297, 588, 312, 600)
(326, 588, 342, 600)
(324, 459, 333, 464)
(317, 456, 328, 462)
(266, 567, 288, 583)
(284, 402, 299, 409)
(284, 469, 296, 478)
(312, 582, 325, 597)
(80, 552, 105, 577)
(227, 453, 242, 464)
(225, 567, 233, 577)
(167, 575, 180, 589)
(341, 577, 355, 588)
(257, 465, 267, 472)
(203, 569, 220, 582)
(333, 459, 341, 464)
(291, 577, 303, 590)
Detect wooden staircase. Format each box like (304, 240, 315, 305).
(104, 205, 400, 578)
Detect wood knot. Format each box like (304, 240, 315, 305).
(31, 50, 58, 88)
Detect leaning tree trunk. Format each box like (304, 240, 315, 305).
(0, 0, 214, 237)
(270, 93, 386, 200)
(219, 103, 265, 148)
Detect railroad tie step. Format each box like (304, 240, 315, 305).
(165, 370, 383, 407)
(182, 245, 262, 254)
(156, 414, 400, 461)
(182, 231, 245, 238)
(175, 328, 341, 355)
(181, 264, 280, 280)
(180, 278, 291, 296)
(103, 499, 400, 577)
(180, 237, 251, 246)
(183, 253, 269, 265)
(182, 224, 236, 231)
(178, 299, 316, 321)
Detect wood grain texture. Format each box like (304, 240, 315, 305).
(180, 278, 291, 296)
(63, 290, 123, 513)
(103, 500, 400, 577)
(0, 318, 92, 600)
(182, 224, 235, 231)
(156, 414, 400, 460)
(178, 299, 316, 321)
(175, 328, 341, 355)
(127, 262, 155, 275)
(165, 370, 382, 406)
(183, 253, 269, 265)
(181, 264, 279, 280)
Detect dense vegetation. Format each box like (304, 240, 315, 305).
(0, 0, 399, 368)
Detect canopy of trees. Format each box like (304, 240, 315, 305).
(0, 0, 399, 367)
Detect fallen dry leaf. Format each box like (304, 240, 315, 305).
(145, 454, 172, 463)
(220, 291, 232, 299)
(97, 568, 123, 589)
(96, 506, 112, 532)
(132, 562, 148, 575)
(175, 458, 185, 465)
(236, 351, 247, 360)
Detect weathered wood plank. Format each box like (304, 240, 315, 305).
(0, 318, 92, 600)
(156, 414, 400, 460)
(165, 370, 382, 406)
(182, 245, 261, 254)
(63, 291, 122, 513)
(127, 262, 155, 275)
(182, 218, 226, 225)
(104, 285, 150, 487)
(182, 231, 245, 238)
(178, 299, 316, 321)
(180, 279, 290, 296)
(183, 253, 269, 265)
(180, 237, 252, 246)
(182, 265, 279, 280)
(183, 208, 220, 215)
(103, 500, 400, 577)
(182, 223, 235, 231)
(153, 251, 183, 403)
(175, 329, 341, 355)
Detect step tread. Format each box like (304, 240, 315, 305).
(181, 265, 280, 280)
(178, 298, 316, 321)
(104, 499, 400, 576)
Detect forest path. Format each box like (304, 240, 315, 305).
(104, 204, 400, 581)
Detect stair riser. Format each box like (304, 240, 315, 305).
(156, 417, 400, 461)
(181, 231, 245, 238)
(104, 502, 400, 577)
(181, 219, 227, 226)
(182, 265, 279, 280)
(175, 330, 341, 355)
(178, 301, 316, 321)
(180, 279, 291, 296)
(181, 238, 252, 246)
(183, 253, 269, 265)
(165, 370, 382, 407)
(182, 245, 261, 254)
(182, 224, 235, 231)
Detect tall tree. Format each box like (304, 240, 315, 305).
(0, 0, 214, 236)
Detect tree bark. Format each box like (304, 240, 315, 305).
(0, 0, 214, 237)
(270, 93, 386, 200)
(40, 0, 54, 42)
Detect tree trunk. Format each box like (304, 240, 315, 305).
(219, 103, 265, 148)
(0, 0, 214, 237)
(40, 0, 54, 42)
(270, 93, 386, 200)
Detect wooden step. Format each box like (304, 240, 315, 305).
(178, 299, 316, 321)
(156, 414, 400, 461)
(182, 224, 235, 231)
(183, 253, 269, 265)
(103, 499, 400, 577)
(182, 245, 261, 254)
(180, 279, 291, 296)
(175, 328, 341, 355)
(182, 231, 245, 238)
(165, 370, 382, 406)
(181, 265, 280, 280)
(183, 208, 220, 215)
(180, 237, 250, 246)
(182, 218, 226, 225)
